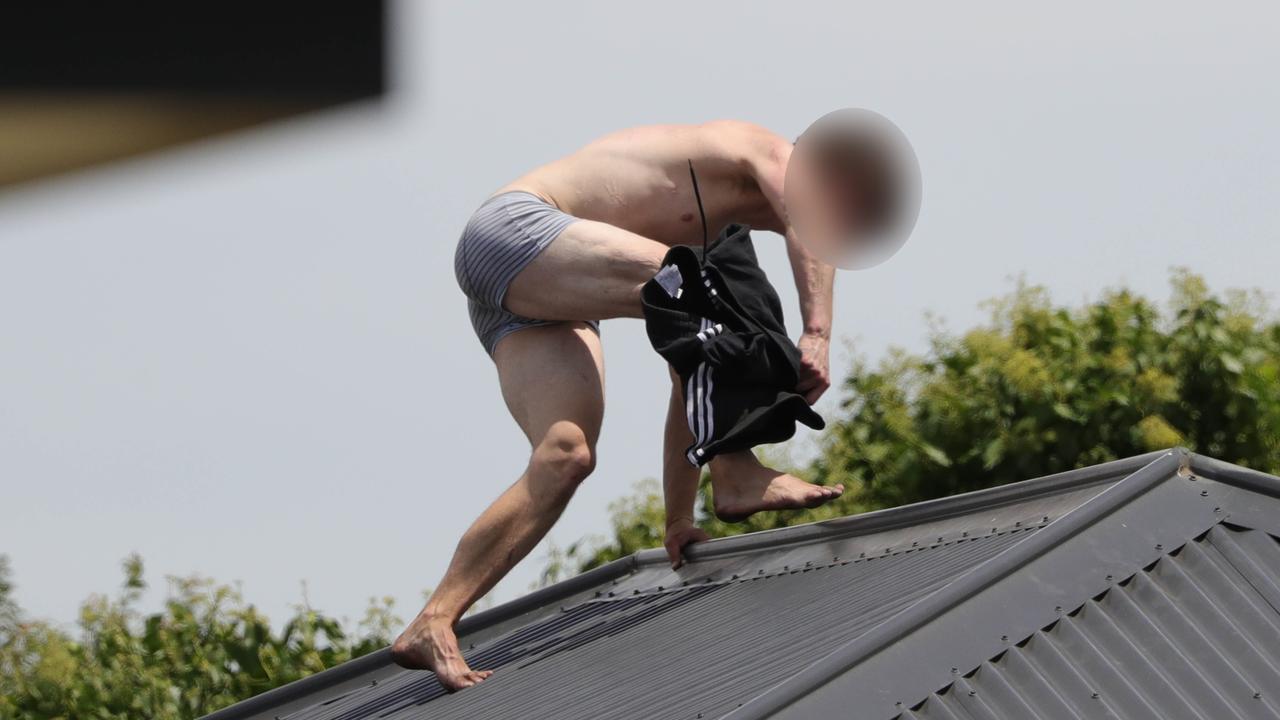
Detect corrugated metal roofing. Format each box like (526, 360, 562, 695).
(902, 525, 1280, 720)
(290, 526, 1035, 720)
(203, 449, 1280, 720)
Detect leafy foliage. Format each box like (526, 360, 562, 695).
(560, 271, 1280, 571)
(0, 554, 397, 720)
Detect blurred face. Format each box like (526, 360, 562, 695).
(783, 109, 921, 270)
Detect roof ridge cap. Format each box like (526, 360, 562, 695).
(721, 450, 1185, 720)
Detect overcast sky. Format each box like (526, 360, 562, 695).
(3, 1, 1278, 631)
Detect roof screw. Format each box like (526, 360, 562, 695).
(1055, 606, 1064, 613)
(884, 548, 891, 555)
(962, 531, 969, 537)
(1043, 516, 1049, 522)
(1254, 692, 1263, 700)
(992, 527, 998, 533)
(1015, 521, 1022, 527)
(758, 569, 764, 575)
(805, 560, 813, 567)
(783, 565, 789, 571)
(968, 690, 977, 697)
(1105, 575, 1114, 583)
(657, 586, 664, 591)
(1215, 507, 1223, 513)
(1091, 692, 1100, 699)
(1155, 544, 1164, 551)
(912, 541, 919, 547)
(937, 537, 944, 543)
(1001, 635, 1009, 642)
(633, 590, 640, 595)
(731, 574, 739, 580)
(607, 591, 615, 597)
(859, 552, 867, 558)
(833, 556, 840, 562)
(1200, 490, 1209, 497)
(595, 591, 602, 597)
(951, 667, 959, 674)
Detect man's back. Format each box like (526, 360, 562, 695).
(498, 122, 786, 246)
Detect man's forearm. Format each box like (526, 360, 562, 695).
(785, 232, 835, 336)
(663, 369, 700, 524)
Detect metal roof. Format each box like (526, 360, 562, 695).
(900, 525, 1280, 719)
(202, 449, 1280, 720)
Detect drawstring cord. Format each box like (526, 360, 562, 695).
(687, 159, 709, 256)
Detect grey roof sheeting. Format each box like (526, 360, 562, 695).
(203, 449, 1280, 720)
(901, 525, 1280, 720)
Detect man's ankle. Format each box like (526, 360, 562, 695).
(711, 451, 757, 474)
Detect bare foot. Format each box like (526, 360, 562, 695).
(710, 452, 844, 523)
(391, 614, 493, 691)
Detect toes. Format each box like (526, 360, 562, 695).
(443, 671, 485, 692)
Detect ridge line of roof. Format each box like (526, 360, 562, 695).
(722, 448, 1187, 720)
(633, 449, 1174, 568)
(1188, 453, 1280, 499)
(201, 554, 641, 720)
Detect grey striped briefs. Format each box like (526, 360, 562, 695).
(454, 191, 597, 356)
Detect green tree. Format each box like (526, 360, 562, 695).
(0, 554, 398, 720)
(559, 271, 1280, 572)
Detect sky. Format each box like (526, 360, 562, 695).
(2, 1, 1278, 632)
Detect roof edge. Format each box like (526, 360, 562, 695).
(200, 554, 640, 720)
(651, 449, 1175, 567)
(1188, 452, 1280, 499)
(723, 449, 1188, 720)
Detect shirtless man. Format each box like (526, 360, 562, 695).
(392, 119, 906, 690)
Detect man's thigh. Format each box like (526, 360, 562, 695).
(504, 219, 669, 324)
(493, 322, 605, 448)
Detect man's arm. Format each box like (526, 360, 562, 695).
(663, 367, 709, 568)
(749, 135, 835, 404)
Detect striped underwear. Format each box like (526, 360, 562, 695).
(453, 191, 598, 356)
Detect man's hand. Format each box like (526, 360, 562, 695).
(664, 517, 710, 569)
(796, 331, 831, 404)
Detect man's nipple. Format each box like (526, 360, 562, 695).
(680, 212, 695, 222)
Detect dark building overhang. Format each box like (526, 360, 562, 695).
(0, 3, 386, 188)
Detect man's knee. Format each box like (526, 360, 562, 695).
(530, 424, 597, 492)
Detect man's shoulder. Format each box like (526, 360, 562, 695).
(683, 122, 787, 181)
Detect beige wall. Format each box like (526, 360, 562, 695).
(0, 95, 315, 187)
